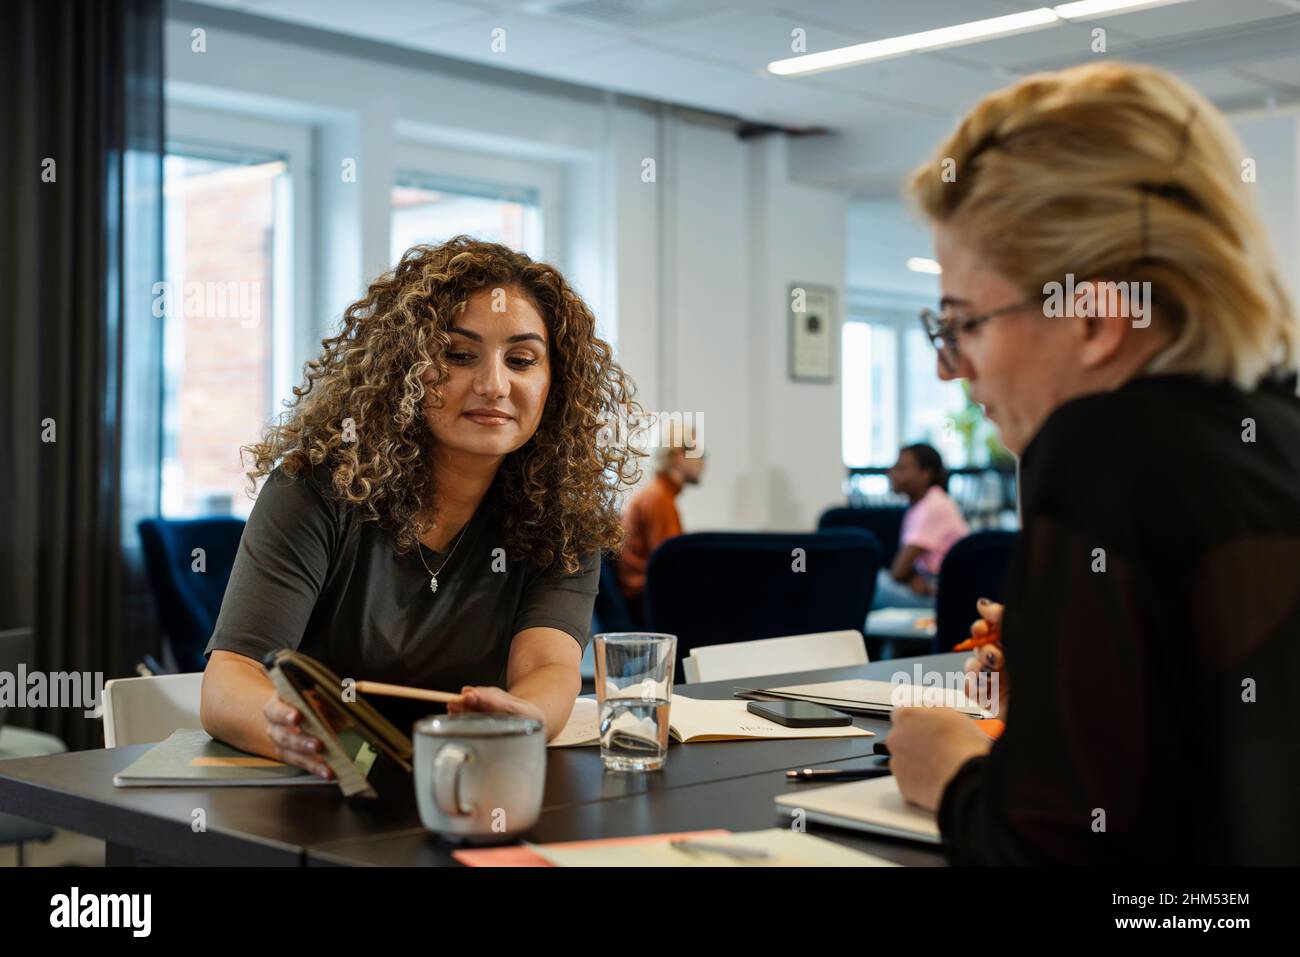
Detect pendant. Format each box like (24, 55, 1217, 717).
(429, 575, 439, 594)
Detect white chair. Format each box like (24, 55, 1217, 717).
(680, 630, 868, 684)
(101, 673, 205, 747)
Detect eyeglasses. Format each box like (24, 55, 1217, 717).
(918, 298, 1037, 374)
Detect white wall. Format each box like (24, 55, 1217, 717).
(1232, 110, 1300, 301)
(164, 15, 851, 533)
(846, 199, 941, 302)
(573, 105, 851, 532)
(748, 137, 848, 530)
(661, 119, 755, 532)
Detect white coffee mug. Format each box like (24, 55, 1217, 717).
(413, 713, 546, 843)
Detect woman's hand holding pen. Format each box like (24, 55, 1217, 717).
(890, 708, 993, 811)
(886, 596, 1009, 811)
(448, 685, 547, 727)
(961, 598, 1008, 720)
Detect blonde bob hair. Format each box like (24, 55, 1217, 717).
(908, 61, 1298, 390)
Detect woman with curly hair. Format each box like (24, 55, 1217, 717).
(199, 236, 641, 776)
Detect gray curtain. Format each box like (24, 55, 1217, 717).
(1, 0, 164, 750)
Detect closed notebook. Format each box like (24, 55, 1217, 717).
(734, 678, 993, 719)
(548, 695, 873, 748)
(112, 729, 333, 787)
(773, 774, 941, 845)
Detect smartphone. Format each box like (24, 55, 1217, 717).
(746, 700, 853, 728)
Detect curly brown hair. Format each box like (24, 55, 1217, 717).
(243, 236, 644, 573)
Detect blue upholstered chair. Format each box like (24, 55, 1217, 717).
(933, 530, 1017, 654)
(591, 553, 637, 635)
(643, 529, 884, 667)
(137, 518, 246, 673)
(817, 505, 908, 563)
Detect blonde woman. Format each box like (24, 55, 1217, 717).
(200, 237, 641, 775)
(887, 63, 1300, 865)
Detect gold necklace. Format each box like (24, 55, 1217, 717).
(415, 514, 473, 595)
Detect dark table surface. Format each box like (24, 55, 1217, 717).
(0, 652, 966, 866)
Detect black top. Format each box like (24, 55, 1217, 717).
(205, 463, 599, 729)
(938, 373, 1300, 865)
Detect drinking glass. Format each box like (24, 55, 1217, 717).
(593, 632, 677, 771)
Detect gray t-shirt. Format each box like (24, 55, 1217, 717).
(205, 463, 598, 727)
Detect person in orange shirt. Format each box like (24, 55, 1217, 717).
(617, 438, 705, 624)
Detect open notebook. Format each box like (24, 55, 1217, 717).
(525, 828, 901, 867)
(453, 829, 899, 867)
(734, 678, 993, 719)
(774, 775, 941, 845)
(549, 695, 874, 747)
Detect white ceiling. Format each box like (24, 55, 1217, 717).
(190, 0, 1300, 131)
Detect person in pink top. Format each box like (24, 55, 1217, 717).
(872, 443, 970, 609)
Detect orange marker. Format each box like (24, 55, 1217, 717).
(953, 633, 999, 651)
(953, 617, 1000, 652)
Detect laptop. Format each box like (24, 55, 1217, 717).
(774, 774, 942, 845)
(0, 628, 35, 733)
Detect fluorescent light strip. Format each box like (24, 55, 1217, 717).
(907, 257, 942, 274)
(768, 0, 1189, 76)
(769, 9, 1057, 75)
(1054, 0, 1181, 17)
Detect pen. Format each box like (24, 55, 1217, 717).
(785, 765, 891, 782)
(670, 840, 772, 860)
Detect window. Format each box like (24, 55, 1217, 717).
(841, 321, 897, 468)
(841, 294, 982, 470)
(903, 326, 967, 466)
(161, 149, 289, 517)
(389, 142, 560, 263)
(150, 107, 313, 519)
(391, 175, 543, 263)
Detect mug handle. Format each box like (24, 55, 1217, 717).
(433, 744, 474, 817)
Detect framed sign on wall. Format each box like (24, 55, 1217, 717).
(788, 283, 836, 383)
